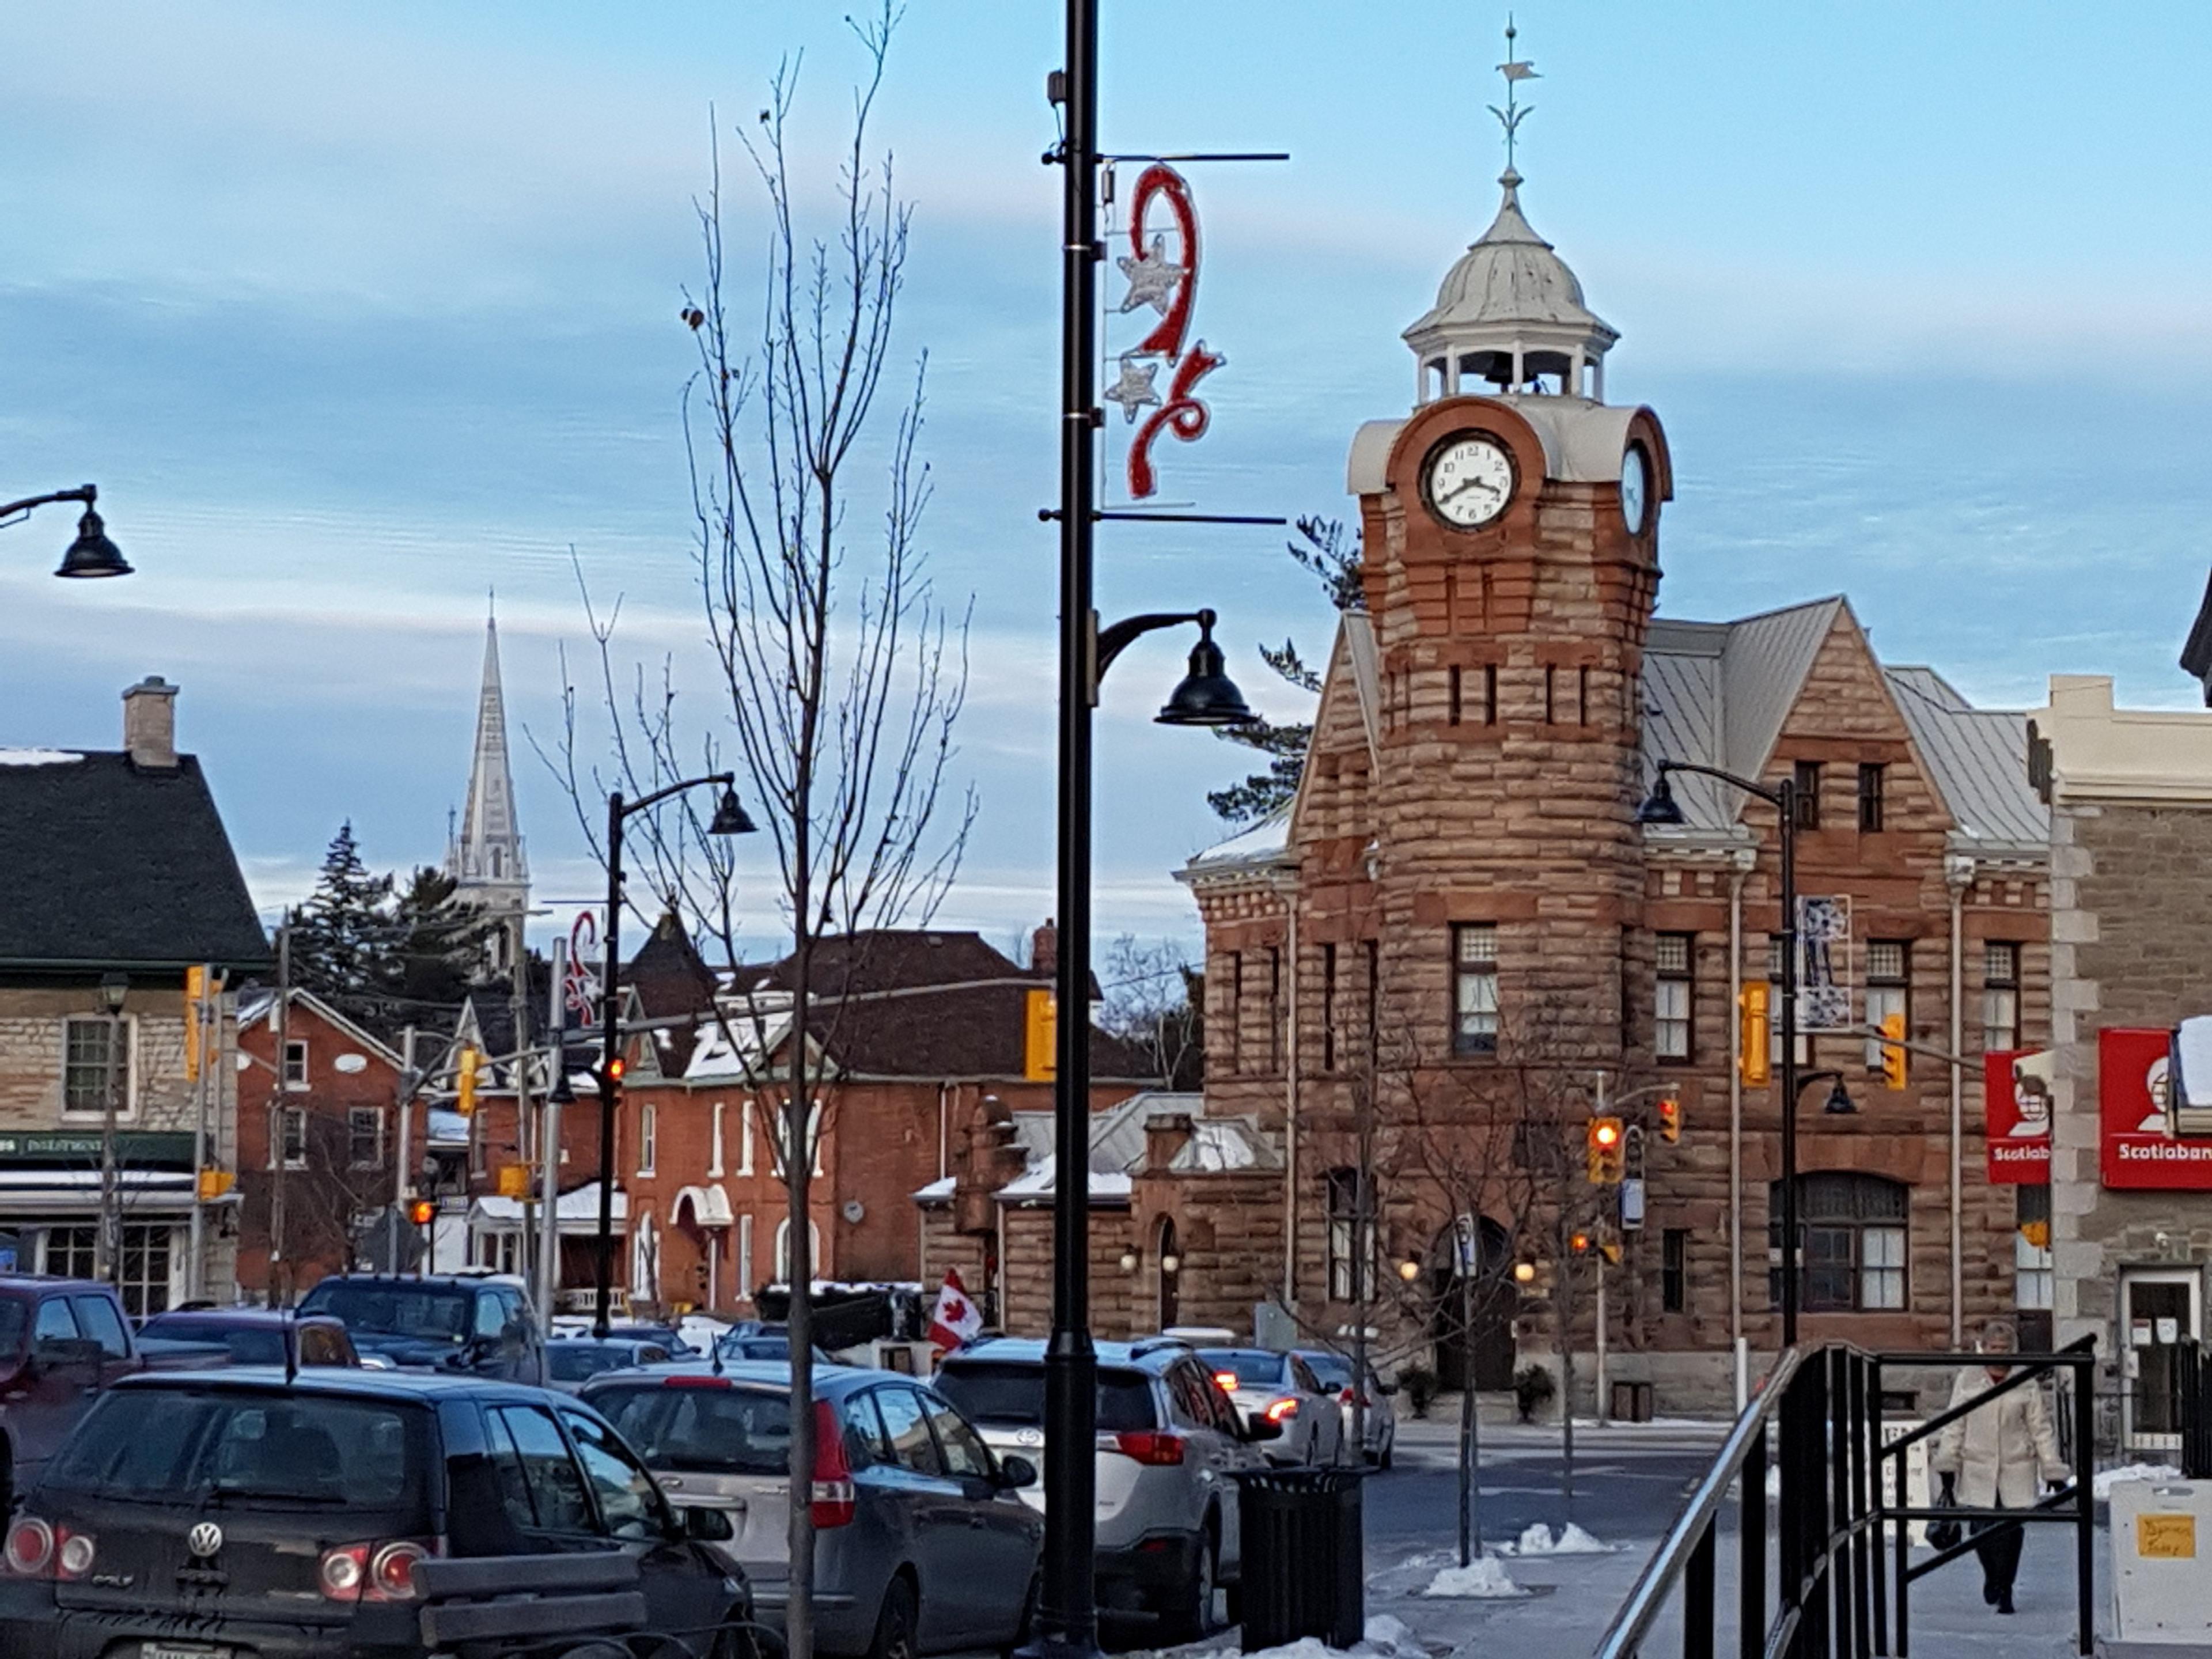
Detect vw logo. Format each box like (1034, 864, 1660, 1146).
(1016, 1428, 1044, 1448)
(187, 1522, 223, 1559)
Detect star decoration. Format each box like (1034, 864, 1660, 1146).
(1116, 233, 1185, 315)
(1101, 353, 1162, 423)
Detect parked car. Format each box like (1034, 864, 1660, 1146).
(1295, 1349, 1396, 1469)
(933, 1336, 1277, 1639)
(0, 1367, 748, 1659)
(1195, 1348, 1346, 1467)
(297, 1272, 544, 1382)
(583, 1360, 1041, 1659)
(0, 1277, 158, 1513)
(716, 1331, 834, 1365)
(547, 1337, 672, 1393)
(138, 1309, 361, 1369)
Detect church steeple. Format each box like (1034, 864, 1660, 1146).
(448, 610, 529, 949)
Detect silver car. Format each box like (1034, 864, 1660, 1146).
(1196, 1349, 1347, 1466)
(933, 1337, 1277, 1641)
(1296, 1349, 1396, 1469)
(582, 1362, 1042, 1659)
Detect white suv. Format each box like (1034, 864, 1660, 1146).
(933, 1337, 1277, 1640)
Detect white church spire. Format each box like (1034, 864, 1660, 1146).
(449, 609, 529, 937)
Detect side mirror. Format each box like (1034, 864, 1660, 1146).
(683, 1505, 735, 1543)
(1244, 1411, 1284, 1443)
(997, 1454, 1039, 1489)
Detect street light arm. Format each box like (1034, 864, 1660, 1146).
(619, 771, 737, 819)
(0, 485, 96, 525)
(1652, 757, 1786, 812)
(1092, 609, 1209, 688)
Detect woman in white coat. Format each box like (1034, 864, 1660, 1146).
(1930, 1321, 2067, 1615)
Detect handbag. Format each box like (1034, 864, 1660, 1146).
(1927, 1475, 1963, 1552)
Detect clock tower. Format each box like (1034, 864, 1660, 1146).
(1347, 145, 1672, 1074)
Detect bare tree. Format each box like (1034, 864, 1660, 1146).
(1097, 934, 1203, 1090)
(539, 13, 969, 1658)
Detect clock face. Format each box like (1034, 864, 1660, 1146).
(1620, 443, 1652, 535)
(1422, 433, 1515, 528)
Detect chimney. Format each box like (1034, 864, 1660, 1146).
(122, 676, 179, 770)
(1031, 918, 1058, 978)
(1143, 1111, 1195, 1175)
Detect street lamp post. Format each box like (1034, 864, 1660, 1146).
(1, 485, 132, 578)
(94, 974, 129, 1284)
(591, 775, 756, 1341)
(1637, 759, 1813, 1345)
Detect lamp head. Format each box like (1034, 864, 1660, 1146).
(1823, 1077, 1857, 1115)
(707, 787, 757, 837)
(1156, 611, 1258, 728)
(1634, 771, 1685, 826)
(1397, 1257, 1422, 1283)
(99, 972, 129, 1015)
(1512, 1261, 1536, 1285)
(55, 506, 131, 579)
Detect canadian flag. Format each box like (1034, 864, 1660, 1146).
(929, 1267, 984, 1351)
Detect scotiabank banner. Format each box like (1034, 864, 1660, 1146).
(2101, 1027, 2212, 1188)
(1984, 1049, 2053, 1184)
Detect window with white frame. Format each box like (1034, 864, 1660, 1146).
(737, 1214, 755, 1298)
(1324, 1168, 1369, 1303)
(1452, 925, 1499, 1056)
(283, 1039, 309, 1090)
(279, 1107, 307, 1169)
(773, 1217, 821, 1283)
(1863, 940, 1908, 1070)
(709, 1103, 726, 1177)
(766, 1101, 825, 1179)
(46, 1225, 175, 1318)
(637, 1103, 657, 1176)
(347, 1107, 383, 1169)
(62, 1017, 132, 1116)
(2016, 1184, 2053, 1312)
(1655, 933, 1694, 1061)
(1983, 942, 2021, 1052)
(739, 1101, 755, 1175)
(1768, 1173, 1908, 1312)
(631, 1211, 659, 1302)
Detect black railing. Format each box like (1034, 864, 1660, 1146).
(2171, 1338, 2210, 1479)
(1594, 1340, 2098, 1659)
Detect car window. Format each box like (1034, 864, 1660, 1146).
(1290, 1357, 1321, 1395)
(872, 1386, 942, 1476)
(490, 1404, 597, 1534)
(934, 1362, 1157, 1431)
(591, 1382, 791, 1476)
(0, 1300, 26, 1359)
(1164, 1364, 1216, 1431)
(473, 1294, 506, 1339)
(33, 1298, 79, 1347)
(549, 1346, 628, 1384)
(922, 1395, 993, 1480)
(1300, 1352, 1352, 1390)
(300, 1282, 470, 1343)
(1199, 1350, 1285, 1388)
(560, 1408, 667, 1541)
(69, 1296, 130, 1358)
(846, 1391, 893, 1466)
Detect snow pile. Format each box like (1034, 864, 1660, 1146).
(1420, 1558, 1527, 1599)
(1499, 1521, 1615, 1556)
(0, 749, 82, 767)
(1202, 1613, 1433, 1659)
(2095, 1463, 2183, 1499)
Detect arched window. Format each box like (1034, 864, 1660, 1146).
(1768, 1173, 1907, 1312)
(774, 1217, 821, 1284)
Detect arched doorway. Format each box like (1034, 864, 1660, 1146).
(1155, 1216, 1180, 1329)
(1431, 1216, 1516, 1392)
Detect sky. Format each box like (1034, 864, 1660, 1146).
(5, 1, 2212, 960)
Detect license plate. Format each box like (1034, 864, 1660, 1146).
(142, 1644, 233, 1659)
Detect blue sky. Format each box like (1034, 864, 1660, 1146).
(5, 2, 2211, 955)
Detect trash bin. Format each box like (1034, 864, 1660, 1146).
(1232, 1466, 1364, 1652)
(1610, 1380, 1654, 1423)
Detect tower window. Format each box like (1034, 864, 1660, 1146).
(1857, 763, 1886, 832)
(1578, 665, 1590, 727)
(1662, 1229, 1688, 1313)
(1484, 665, 1498, 726)
(1451, 925, 1499, 1056)
(1448, 666, 1463, 727)
(1321, 943, 1339, 1073)
(1543, 666, 1556, 725)
(1983, 942, 2021, 1052)
(1864, 941, 1909, 1070)
(1792, 762, 1823, 830)
(1655, 933, 1694, 1062)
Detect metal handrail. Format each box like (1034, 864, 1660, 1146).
(1593, 1347, 1805, 1659)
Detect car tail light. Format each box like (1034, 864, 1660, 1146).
(1101, 1430, 1185, 1466)
(666, 1375, 733, 1388)
(5, 1518, 52, 1577)
(1212, 1371, 1239, 1393)
(55, 1531, 96, 1580)
(1264, 1397, 1300, 1423)
(810, 1399, 856, 1528)
(1337, 1387, 1369, 1407)
(321, 1539, 435, 1603)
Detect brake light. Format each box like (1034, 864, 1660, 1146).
(1264, 1397, 1300, 1423)
(320, 1539, 436, 1603)
(810, 1398, 856, 1528)
(666, 1375, 734, 1388)
(1213, 1371, 1239, 1393)
(4, 1518, 51, 1577)
(1102, 1430, 1185, 1466)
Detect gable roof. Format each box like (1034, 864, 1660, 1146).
(0, 750, 271, 976)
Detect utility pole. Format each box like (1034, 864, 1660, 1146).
(395, 1025, 418, 1270)
(510, 910, 534, 1286)
(185, 967, 215, 1301)
(1456, 1217, 1481, 1566)
(539, 937, 567, 1330)
(270, 926, 291, 1306)
(94, 973, 129, 1283)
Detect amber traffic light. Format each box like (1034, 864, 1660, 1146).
(407, 1199, 435, 1227)
(454, 1046, 481, 1116)
(1879, 1011, 1908, 1091)
(1738, 983, 1771, 1087)
(604, 1054, 627, 1085)
(1585, 1116, 1625, 1184)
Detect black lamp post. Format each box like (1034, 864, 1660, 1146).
(2, 485, 131, 578)
(1636, 757, 1820, 1346)
(592, 775, 756, 1340)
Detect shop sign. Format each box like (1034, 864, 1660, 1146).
(1984, 1049, 2054, 1183)
(2101, 1027, 2212, 1188)
(0, 1131, 196, 1169)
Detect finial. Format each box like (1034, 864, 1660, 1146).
(1489, 13, 1539, 176)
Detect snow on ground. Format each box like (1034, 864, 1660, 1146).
(1186, 1612, 1430, 1659)
(1420, 1558, 1527, 1599)
(2093, 1462, 2183, 1498)
(1497, 1521, 1615, 1556)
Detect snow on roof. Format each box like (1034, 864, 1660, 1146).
(912, 1175, 956, 1202)
(0, 749, 84, 767)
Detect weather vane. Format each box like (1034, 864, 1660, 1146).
(1490, 14, 1539, 173)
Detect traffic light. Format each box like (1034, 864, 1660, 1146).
(1585, 1116, 1625, 1184)
(604, 1054, 627, 1086)
(407, 1198, 435, 1227)
(454, 1046, 481, 1116)
(1738, 983, 1771, 1087)
(1879, 1011, 1907, 1091)
(1569, 1230, 1593, 1255)
(1657, 1092, 1683, 1145)
(1599, 1237, 1624, 1266)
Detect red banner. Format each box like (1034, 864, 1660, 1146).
(1984, 1049, 2053, 1183)
(2100, 1027, 2212, 1188)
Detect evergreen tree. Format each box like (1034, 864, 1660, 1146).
(1209, 516, 1364, 824)
(389, 866, 498, 1010)
(286, 823, 397, 1006)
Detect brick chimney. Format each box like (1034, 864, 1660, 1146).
(1031, 918, 1057, 978)
(122, 676, 179, 770)
(1143, 1111, 1195, 1175)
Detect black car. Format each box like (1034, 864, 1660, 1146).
(297, 1272, 543, 1381)
(138, 1309, 359, 1368)
(0, 1369, 749, 1659)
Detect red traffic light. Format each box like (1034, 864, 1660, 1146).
(605, 1055, 626, 1083)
